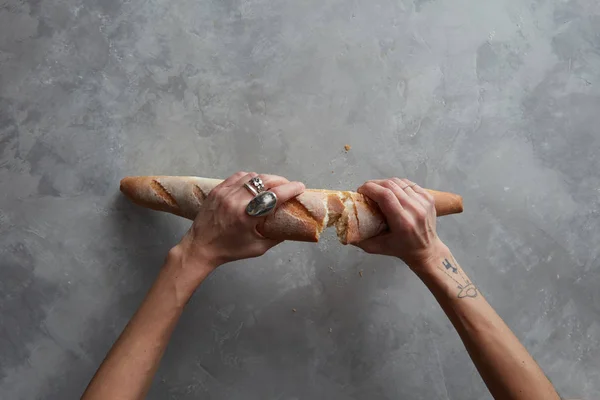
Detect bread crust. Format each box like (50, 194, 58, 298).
(119, 176, 463, 244)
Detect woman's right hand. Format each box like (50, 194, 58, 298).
(353, 178, 448, 270)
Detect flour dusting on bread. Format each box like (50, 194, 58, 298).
(119, 176, 463, 244)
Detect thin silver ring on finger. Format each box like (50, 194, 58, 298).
(246, 191, 278, 217)
(244, 182, 259, 196)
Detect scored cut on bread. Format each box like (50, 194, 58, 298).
(119, 176, 464, 244)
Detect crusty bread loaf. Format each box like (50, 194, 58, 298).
(119, 176, 464, 244)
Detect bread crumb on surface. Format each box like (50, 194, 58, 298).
(359, 270, 363, 277)
(344, 144, 351, 151)
(292, 308, 297, 312)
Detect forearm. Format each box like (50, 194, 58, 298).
(414, 246, 559, 400)
(83, 245, 213, 400)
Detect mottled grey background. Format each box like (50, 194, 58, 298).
(1, 0, 599, 398)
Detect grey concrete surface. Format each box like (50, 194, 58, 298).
(1, 0, 599, 398)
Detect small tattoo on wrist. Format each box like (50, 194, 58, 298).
(436, 258, 479, 299)
(442, 258, 457, 273)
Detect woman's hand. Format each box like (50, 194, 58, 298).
(176, 171, 305, 272)
(354, 178, 448, 270)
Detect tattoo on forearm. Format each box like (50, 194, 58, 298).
(457, 282, 478, 298)
(442, 258, 457, 273)
(437, 258, 478, 299)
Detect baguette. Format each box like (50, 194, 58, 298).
(119, 176, 463, 244)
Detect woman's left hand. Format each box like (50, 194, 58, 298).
(175, 171, 305, 273)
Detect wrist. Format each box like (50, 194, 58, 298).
(405, 239, 452, 276)
(177, 233, 222, 270)
(165, 242, 216, 291)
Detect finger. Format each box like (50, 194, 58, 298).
(255, 221, 284, 245)
(258, 174, 290, 189)
(399, 178, 419, 198)
(234, 172, 259, 188)
(219, 171, 248, 188)
(409, 182, 436, 209)
(357, 182, 404, 221)
(365, 179, 396, 185)
(259, 238, 284, 256)
(232, 172, 260, 198)
(251, 230, 283, 248)
(233, 173, 290, 200)
(361, 179, 400, 189)
(391, 178, 428, 210)
(366, 178, 417, 199)
(379, 179, 417, 208)
(359, 180, 411, 210)
(259, 238, 283, 248)
(269, 181, 305, 206)
(398, 178, 432, 212)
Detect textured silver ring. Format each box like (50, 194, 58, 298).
(246, 191, 278, 217)
(248, 177, 265, 193)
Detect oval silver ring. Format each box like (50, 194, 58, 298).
(246, 191, 278, 217)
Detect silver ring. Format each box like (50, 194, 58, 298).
(245, 176, 265, 195)
(244, 182, 259, 196)
(246, 191, 278, 217)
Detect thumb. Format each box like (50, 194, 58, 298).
(251, 238, 283, 258)
(352, 235, 387, 255)
(261, 238, 283, 249)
